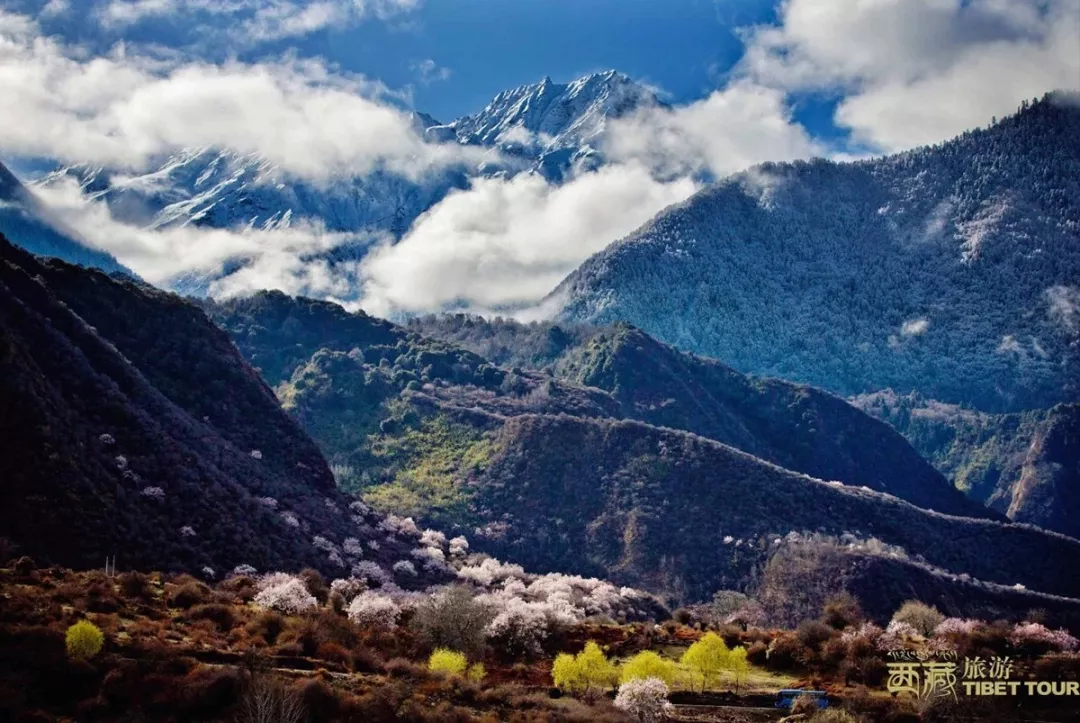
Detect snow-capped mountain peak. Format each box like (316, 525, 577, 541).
(449, 70, 659, 151)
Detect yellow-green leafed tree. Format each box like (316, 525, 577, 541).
(428, 648, 467, 676)
(578, 641, 620, 692)
(680, 632, 730, 692)
(553, 653, 584, 692)
(66, 620, 104, 661)
(552, 641, 618, 695)
(620, 650, 679, 686)
(466, 662, 486, 683)
(728, 646, 750, 694)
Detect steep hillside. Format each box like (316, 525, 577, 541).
(460, 413, 1080, 603)
(855, 392, 1080, 538)
(0, 236, 443, 582)
(0, 161, 129, 275)
(275, 356, 1080, 604)
(556, 93, 1080, 413)
(762, 536, 1080, 629)
(552, 324, 989, 519)
(208, 295, 988, 519)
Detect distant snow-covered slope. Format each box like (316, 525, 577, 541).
(0, 161, 131, 275)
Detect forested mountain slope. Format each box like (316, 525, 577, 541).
(0, 237, 444, 582)
(465, 413, 1080, 603)
(261, 344, 1080, 605)
(555, 93, 1080, 413)
(854, 392, 1080, 538)
(206, 293, 988, 519)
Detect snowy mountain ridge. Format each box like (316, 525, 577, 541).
(446, 70, 662, 178)
(554, 92, 1080, 413)
(34, 70, 655, 242)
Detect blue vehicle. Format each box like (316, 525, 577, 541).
(775, 689, 829, 709)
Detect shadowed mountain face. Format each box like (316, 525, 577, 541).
(0, 162, 130, 276)
(466, 412, 1080, 603)
(855, 391, 1080, 538)
(200, 294, 1080, 610)
(0, 237, 443, 582)
(554, 94, 1080, 414)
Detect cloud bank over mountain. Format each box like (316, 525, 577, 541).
(0, 9, 473, 179)
(0, 0, 1075, 315)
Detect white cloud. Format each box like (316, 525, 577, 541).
(603, 80, 821, 178)
(98, 0, 176, 27)
(1046, 285, 1080, 334)
(0, 8, 819, 316)
(739, 0, 1080, 151)
(22, 1, 1071, 319)
(41, 0, 71, 17)
(35, 176, 373, 303)
(0, 11, 481, 181)
(358, 163, 698, 316)
(96, 0, 422, 42)
(411, 58, 452, 84)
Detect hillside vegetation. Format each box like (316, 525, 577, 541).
(212, 295, 986, 520)
(4, 557, 1080, 723)
(854, 392, 1080, 538)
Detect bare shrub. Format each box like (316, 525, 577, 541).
(410, 586, 492, 659)
(236, 676, 305, 723)
(247, 611, 286, 645)
(119, 571, 153, 600)
(822, 592, 863, 630)
(187, 603, 237, 633)
(891, 600, 945, 637)
(168, 580, 210, 609)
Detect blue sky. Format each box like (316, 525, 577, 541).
(306, 0, 773, 121)
(21, 0, 854, 143)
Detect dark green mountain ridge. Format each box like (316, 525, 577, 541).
(210, 294, 990, 520)
(554, 92, 1080, 414)
(854, 391, 1080, 538)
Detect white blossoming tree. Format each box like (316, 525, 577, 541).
(347, 591, 401, 629)
(613, 678, 674, 723)
(253, 577, 318, 615)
